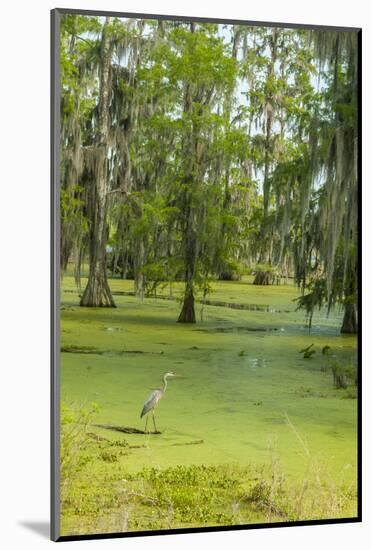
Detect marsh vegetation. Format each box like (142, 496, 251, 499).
(59, 13, 359, 536)
(60, 274, 357, 535)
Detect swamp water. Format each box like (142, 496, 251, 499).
(60, 276, 358, 534)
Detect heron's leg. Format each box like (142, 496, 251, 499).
(144, 416, 148, 434)
(152, 411, 158, 433)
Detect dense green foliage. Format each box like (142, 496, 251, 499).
(60, 17, 358, 322)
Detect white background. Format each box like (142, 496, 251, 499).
(0, 0, 368, 548)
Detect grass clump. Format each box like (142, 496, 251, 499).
(60, 402, 99, 500)
(60, 433, 357, 536)
(136, 464, 242, 526)
(243, 457, 355, 523)
(330, 360, 357, 390)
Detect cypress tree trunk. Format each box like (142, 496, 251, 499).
(177, 227, 197, 323)
(80, 18, 115, 308)
(80, 198, 115, 307)
(341, 303, 357, 334)
(134, 239, 146, 301)
(178, 286, 196, 323)
(177, 27, 198, 324)
(253, 271, 271, 285)
(263, 29, 278, 220)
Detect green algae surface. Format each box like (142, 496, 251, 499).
(60, 275, 358, 534)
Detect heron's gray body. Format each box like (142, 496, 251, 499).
(140, 389, 163, 418)
(140, 372, 176, 432)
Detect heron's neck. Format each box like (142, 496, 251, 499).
(162, 375, 168, 393)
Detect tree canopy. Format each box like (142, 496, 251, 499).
(60, 15, 359, 332)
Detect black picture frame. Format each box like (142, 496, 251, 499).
(51, 7, 362, 542)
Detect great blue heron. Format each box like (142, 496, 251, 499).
(140, 372, 176, 433)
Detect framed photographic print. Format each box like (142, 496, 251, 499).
(51, 7, 361, 541)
